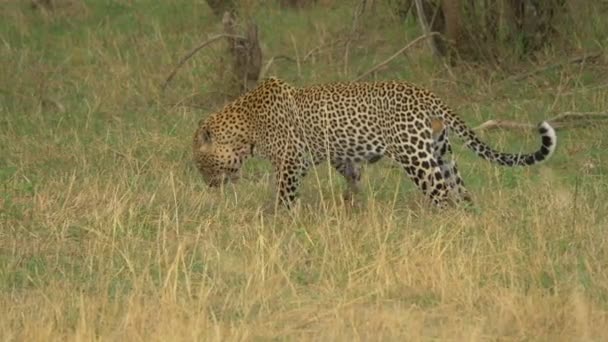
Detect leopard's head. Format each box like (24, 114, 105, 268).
(193, 111, 253, 188)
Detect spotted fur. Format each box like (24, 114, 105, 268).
(193, 77, 557, 208)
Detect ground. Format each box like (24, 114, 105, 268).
(1, 0, 607, 340)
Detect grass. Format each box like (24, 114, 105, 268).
(1, 0, 608, 340)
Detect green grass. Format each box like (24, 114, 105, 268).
(1, 0, 608, 340)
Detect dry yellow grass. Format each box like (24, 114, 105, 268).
(1, 0, 607, 340)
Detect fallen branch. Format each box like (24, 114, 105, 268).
(473, 111, 608, 132)
(505, 52, 602, 83)
(161, 34, 245, 92)
(354, 32, 440, 81)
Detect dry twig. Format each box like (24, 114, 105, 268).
(303, 38, 349, 62)
(161, 34, 245, 92)
(260, 55, 297, 79)
(354, 32, 440, 81)
(562, 82, 608, 96)
(260, 39, 352, 79)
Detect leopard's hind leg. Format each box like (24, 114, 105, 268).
(332, 159, 362, 202)
(432, 125, 472, 204)
(387, 121, 451, 208)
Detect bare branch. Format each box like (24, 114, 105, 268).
(303, 38, 348, 62)
(505, 52, 602, 83)
(161, 34, 245, 92)
(354, 32, 440, 81)
(473, 111, 608, 132)
(562, 82, 608, 96)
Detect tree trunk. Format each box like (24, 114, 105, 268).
(414, 0, 446, 57)
(222, 12, 262, 94)
(441, 0, 463, 59)
(205, 0, 236, 17)
(410, 0, 567, 61)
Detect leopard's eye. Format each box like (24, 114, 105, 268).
(199, 129, 212, 143)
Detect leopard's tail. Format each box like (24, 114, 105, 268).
(439, 108, 557, 167)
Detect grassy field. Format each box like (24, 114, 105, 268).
(1, 0, 608, 340)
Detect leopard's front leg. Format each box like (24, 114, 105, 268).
(273, 151, 311, 209)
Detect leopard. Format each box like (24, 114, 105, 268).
(193, 77, 556, 209)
